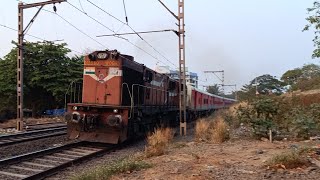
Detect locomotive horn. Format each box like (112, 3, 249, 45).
(88, 54, 96, 61)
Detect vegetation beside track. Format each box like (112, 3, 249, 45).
(72, 156, 152, 180)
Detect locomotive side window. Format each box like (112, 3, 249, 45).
(144, 70, 153, 83)
(146, 89, 151, 99)
(168, 81, 176, 90)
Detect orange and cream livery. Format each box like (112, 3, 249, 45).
(65, 50, 236, 144)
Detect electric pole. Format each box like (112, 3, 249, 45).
(178, 0, 187, 136)
(17, 0, 66, 131)
(158, 0, 186, 135)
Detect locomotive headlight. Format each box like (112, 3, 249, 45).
(106, 115, 122, 127)
(113, 109, 118, 113)
(97, 52, 108, 59)
(73, 106, 78, 110)
(72, 112, 81, 123)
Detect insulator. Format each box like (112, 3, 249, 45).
(53, 5, 57, 12)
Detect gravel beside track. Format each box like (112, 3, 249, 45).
(0, 135, 75, 159)
(47, 125, 191, 180)
(46, 140, 146, 180)
(0, 142, 114, 180)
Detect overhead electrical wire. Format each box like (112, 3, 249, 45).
(78, 0, 87, 14)
(39, 6, 154, 65)
(41, 8, 108, 49)
(0, 23, 83, 55)
(85, 0, 177, 68)
(67, 1, 173, 67)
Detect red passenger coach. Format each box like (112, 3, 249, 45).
(65, 50, 236, 144)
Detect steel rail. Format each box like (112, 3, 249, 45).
(2, 122, 66, 131)
(0, 141, 115, 180)
(0, 127, 67, 146)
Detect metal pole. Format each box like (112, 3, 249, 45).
(222, 70, 225, 107)
(17, 3, 24, 131)
(16, 0, 66, 131)
(178, 0, 187, 135)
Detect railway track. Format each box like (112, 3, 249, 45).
(0, 127, 67, 147)
(0, 141, 114, 180)
(24, 123, 66, 131)
(2, 122, 66, 131)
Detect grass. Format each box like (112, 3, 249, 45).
(210, 117, 230, 143)
(72, 157, 152, 180)
(195, 119, 210, 141)
(145, 127, 174, 157)
(172, 142, 187, 149)
(265, 151, 309, 169)
(195, 116, 229, 144)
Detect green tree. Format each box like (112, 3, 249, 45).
(281, 68, 303, 85)
(237, 74, 286, 101)
(0, 41, 83, 118)
(304, 1, 320, 58)
(246, 74, 284, 93)
(281, 64, 320, 91)
(206, 84, 223, 95)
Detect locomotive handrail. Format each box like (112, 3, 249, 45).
(121, 83, 133, 119)
(64, 81, 82, 109)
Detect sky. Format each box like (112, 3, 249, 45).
(0, 0, 319, 93)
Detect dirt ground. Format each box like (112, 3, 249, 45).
(111, 136, 320, 180)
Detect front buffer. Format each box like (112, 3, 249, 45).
(65, 103, 129, 144)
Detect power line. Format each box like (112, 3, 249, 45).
(67, 1, 174, 67)
(0, 23, 83, 54)
(41, 8, 108, 49)
(40, 6, 154, 65)
(66, 2, 114, 33)
(78, 0, 86, 14)
(85, 0, 177, 67)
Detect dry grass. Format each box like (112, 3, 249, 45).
(195, 119, 210, 141)
(210, 117, 230, 143)
(145, 127, 174, 157)
(265, 151, 309, 169)
(195, 116, 229, 144)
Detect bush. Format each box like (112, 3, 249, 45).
(250, 118, 274, 138)
(72, 157, 151, 180)
(210, 117, 230, 143)
(195, 117, 229, 144)
(195, 119, 210, 141)
(266, 151, 308, 169)
(145, 127, 174, 157)
(235, 97, 278, 138)
(289, 107, 318, 139)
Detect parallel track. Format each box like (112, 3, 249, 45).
(0, 141, 114, 180)
(0, 127, 67, 147)
(3, 122, 66, 131)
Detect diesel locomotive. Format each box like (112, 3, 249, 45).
(65, 50, 236, 144)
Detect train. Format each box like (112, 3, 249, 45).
(65, 50, 236, 144)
